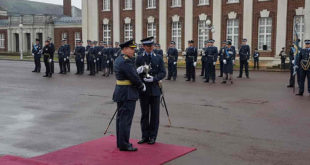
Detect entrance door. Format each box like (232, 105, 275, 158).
(15, 33, 19, 52)
(37, 33, 43, 46)
(26, 33, 31, 52)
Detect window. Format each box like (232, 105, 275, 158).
(293, 15, 304, 47)
(0, 34, 4, 48)
(103, 24, 111, 44)
(198, 20, 209, 49)
(198, 0, 209, 5)
(227, 0, 239, 3)
(172, 21, 181, 50)
(75, 32, 81, 47)
(103, 0, 110, 11)
(258, 17, 272, 50)
(172, 0, 181, 7)
(124, 0, 132, 10)
(124, 23, 133, 41)
(227, 19, 239, 50)
(147, 0, 156, 8)
(61, 32, 67, 40)
(147, 23, 156, 42)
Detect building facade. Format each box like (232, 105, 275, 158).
(82, 0, 310, 66)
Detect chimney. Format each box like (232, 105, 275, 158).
(63, 0, 72, 17)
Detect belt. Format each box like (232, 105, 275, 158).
(116, 80, 132, 85)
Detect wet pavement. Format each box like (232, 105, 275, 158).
(0, 60, 310, 165)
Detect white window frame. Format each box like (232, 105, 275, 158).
(171, 0, 181, 7)
(124, 23, 133, 41)
(147, 23, 156, 42)
(227, 0, 239, 4)
(172, 21, 181, 51)
(103, 24, 111, 44)
(198, 0, 209, 6)
(124, 0, 133, 10)
(103, 0, 110, 11)
(61, 32, 67, 40)
(258, 17, 272, 50)
(198, 20, 209, 50)
(0, 33, 5, 48)
(75, 32, 81, 47)
(293, 15, 304, 47)
(147, 0, 156, 9)
(227, 19, 239, 50)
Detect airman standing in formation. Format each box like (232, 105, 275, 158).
(218, 41, 227, 77)
(204, 39, 218, 83)
(222, 40, 236, 84)
(185, 40, 198, 82)
(74, 40, 85, 75)
(166, 41, 178, 81)
(58, 39, 67, 74)
(32, 39, 42, 73)
(238, 39, 250, 79)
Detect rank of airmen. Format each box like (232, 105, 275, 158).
(32, 37, 310, 97)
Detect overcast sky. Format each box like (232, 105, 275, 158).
(28, 0, 81, 9)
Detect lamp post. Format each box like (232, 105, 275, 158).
(19, 23, 23, 60)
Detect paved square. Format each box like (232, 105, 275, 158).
(0, 60, 310, 165)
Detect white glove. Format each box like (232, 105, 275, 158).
(182, 52, 186, 56)
(293, 65, 299, 69)
(143, 76, 154, 83)
(107, 60, 110, 64)
(213, 62, 216, 66)
(174, 62, 177, 65)
(48, 59, 52, 63)
(247, 60, 249, 63)
(94, 60, 96, 63)
(136, 66, 144, 74)
(32, 53, 34, 56)
(193, 62, 197, 67)
(97, 58, 99, 60)
(85, 51, 88, 54)
(232, 60, 235, 64)
(81, 59, 83, 62)
(292, 60, 295, 64)
(64, 58, 66, 61)
(223, 60, 227, 64)
(142, 83, 146, 92)
(98, 52, 102, 55)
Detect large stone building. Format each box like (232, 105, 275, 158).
(82, 0, 310, 66)
(0, 0, 82, 53)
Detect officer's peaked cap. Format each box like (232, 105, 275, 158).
(141, 37, 154, 45)
(120, 39, 137, 49)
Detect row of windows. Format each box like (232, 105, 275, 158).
(61, 32, 81, 47)
(102, 15, 304, 51)
(0, 33, 5, 48)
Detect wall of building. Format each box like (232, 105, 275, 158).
(98, 0, 113, 43)
(54, 27, 82, 51)
(0, 29, 7, 52)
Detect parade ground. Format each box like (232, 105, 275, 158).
(0, 60, 310, 165)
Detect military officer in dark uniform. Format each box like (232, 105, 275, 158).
(287, 45, 296, 88)
(222, 41, 236, 84)
(96, 41, 104, 73)
(88, 41, 97, 76)
(58, 39, 67, 74)
(253, 48, 260, 70)
(154, 44, 164, 58)
(74, 40, 85, 75)
(108, 42, 114, 75)
(64, 40, 71, 72)
(47, 37, 55, 74)
(166, 41, 178, 80)
(42, 40, 54, 78)
(135, 37, 166, 145)
(32, 39, 42, 73)
(137, 44, 145, 56)
(200, 41, 209, 77)
(204, 39, 218, 83)
(279, 47, 287, 70)
(185, 40, 198, 82)
(113, 39, 146, 152)
(238, 39, 250, 78)
(86, 40, 91, 71)
(218, 41, 226, 77)
(295, 40, 310, 96)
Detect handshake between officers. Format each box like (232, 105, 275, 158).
(112, 37, 166, 152)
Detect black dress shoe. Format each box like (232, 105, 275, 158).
(138, 138, 149, 144)
(32, 70, 36, 72)
(296, 93, 303, 96)
(43, 75, 48, 77)
(186, 79, 190, 81)
(221, 81, 227, 84)
(165, 78, 171, 80)
(148, 138, 156, 145)
(237, 76, 242, 78)
(119, 146, 138, 152)
(204, 80, 209, 83)
(287, 85, 293, 88)
(218, 75, 223, 77)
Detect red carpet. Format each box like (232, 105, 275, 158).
(0, 155, 56, 165)
(1, 135, 196, 165)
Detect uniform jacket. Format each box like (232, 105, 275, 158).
(205, 46, 218, 63)
(167, 47, 178, 63)
(185, 47, 198, 63)
(296, 48, 310, 71)
(218, 47, 226, 61)
(136, 52, 166, 96)
(58, 45, 66, 59)
(64, 44, 71, 58)
(32, 44, 42, 58)
(239, 45, 250, 61)
(113, 47, 121, 60)
(113, 55, 144, 102)
(42, 45, 54, 58)
(253, 51, 260, 59)
(224, 47, 236, 62)
(74, 46, 85, 60)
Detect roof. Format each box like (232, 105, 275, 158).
(54, 16, 82, 25)
(0, 0, 81, 17)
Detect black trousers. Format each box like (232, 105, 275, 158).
(201, 61, 206, 76)
(239, 60, 249, 77)
(109, 60, 114, 74)
(89, 59, 96, 75)
(289, 64, 295, 86)
(186, 62, 195, 80)
(298, 69, 310, 94)
(59, 58, 66, 73)
(43, 56, 52, 76)
(76, 58, 83, 74)
(254, 58, 259, 69)
(116, 101, 136, 149)
(34, 56, 41, 72)
(139, 95, 160, 140)
(281, 59, 286, 69)
(86, 55, 90, 70)
(65, 58, 70, 72)
(167, 62, 177, 79)
(205, 62, 215, 81)
(96, 56, 102, 72)
(219, 61, 224, 76)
